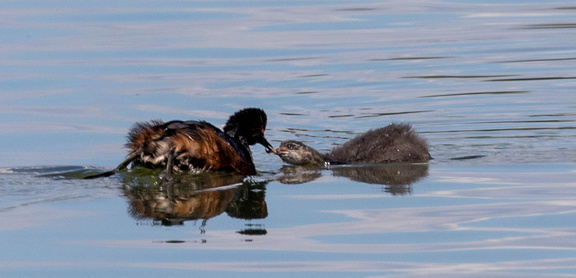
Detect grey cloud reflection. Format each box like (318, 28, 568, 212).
(86, 198, 576, 275)
(111, 258, 576, 277)
(1, 258, 574, 277)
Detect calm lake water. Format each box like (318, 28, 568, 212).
(1, 0, 575, 277)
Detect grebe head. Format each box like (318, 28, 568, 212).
(224, 108, 274, 153)
(276, 140, 325, 165)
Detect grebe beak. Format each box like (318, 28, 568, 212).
(259, 138, 276, 154)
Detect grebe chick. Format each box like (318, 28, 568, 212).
(276, 123, 430, 165)
(85, 108, 274, 179)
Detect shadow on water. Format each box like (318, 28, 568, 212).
(12, 165, 95, 177)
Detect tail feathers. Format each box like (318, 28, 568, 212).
(125, 120, 166, 152)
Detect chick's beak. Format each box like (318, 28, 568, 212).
(274, 146, 288, 157)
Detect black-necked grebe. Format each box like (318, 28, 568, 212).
(275, 123, 430, 165)
(85, 108, 274, 178)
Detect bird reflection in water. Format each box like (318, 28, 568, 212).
(277, 163, 429, 195)
(120, 169, 268, 234)
(273, 123, 430, 193)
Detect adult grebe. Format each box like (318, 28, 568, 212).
(85, 108, 274, 178)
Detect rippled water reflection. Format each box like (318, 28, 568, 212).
(1, 0, 575, 277)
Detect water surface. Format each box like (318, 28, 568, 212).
(1, 0, 575, 277)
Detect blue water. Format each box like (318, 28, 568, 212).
(1, 0, 576, 277)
